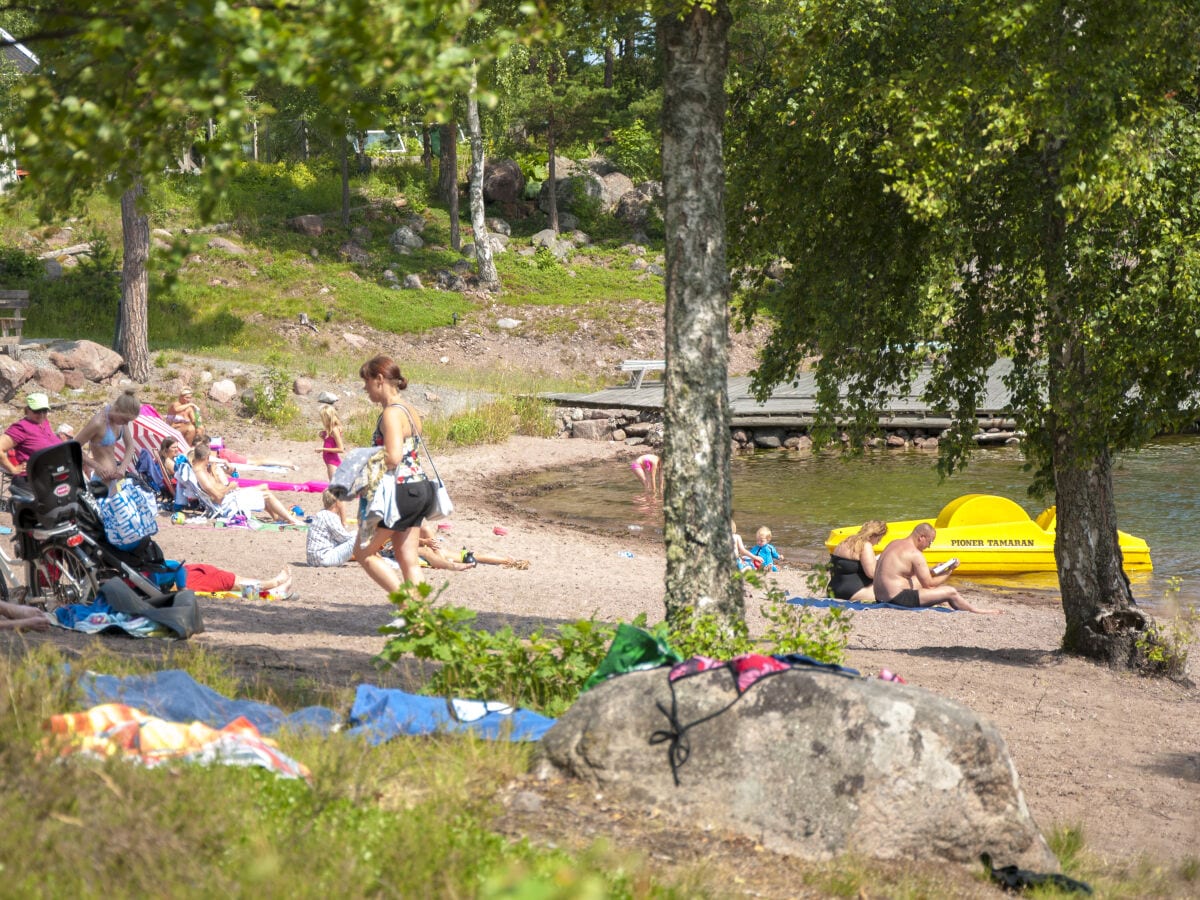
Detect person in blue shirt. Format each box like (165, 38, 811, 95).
(749, 526, 783, 572)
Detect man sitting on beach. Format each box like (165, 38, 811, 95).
(873, 523, 1001, 614)
(191, 442, 302, 525)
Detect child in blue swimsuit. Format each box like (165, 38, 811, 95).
(749, 526, 783, 572)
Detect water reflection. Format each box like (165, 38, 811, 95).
(515, 437, 1200, 609)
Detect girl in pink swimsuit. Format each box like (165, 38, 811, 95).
(317, 402, 345, 479)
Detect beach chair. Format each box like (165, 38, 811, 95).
(172, 457, 220, 517)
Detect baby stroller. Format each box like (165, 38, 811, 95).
(9, 441, 167, 608)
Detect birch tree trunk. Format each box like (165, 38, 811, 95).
(467, 66, 498, 289)
(1041, 152, 1146, 667)
(117, 179, 151, 382)
(1050, 323, 1145, 665)
(658, 1, 741, 627)
(438, 122, 460, 251)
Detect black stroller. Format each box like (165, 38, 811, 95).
(9, 441, 167, 608)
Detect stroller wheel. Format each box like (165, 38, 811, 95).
(33, 545, 99, 609)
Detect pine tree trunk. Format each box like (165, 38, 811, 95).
(340, 136, 351, 228)
(118, 180, 151, 382)
(546, 120, 559, 234)
(467, 68, 498, 290)
(658, 2, 741, 628)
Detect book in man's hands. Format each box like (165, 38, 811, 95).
(931, 557, 959, 576)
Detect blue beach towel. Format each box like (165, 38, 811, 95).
(81, 670, 338, 735)
(346, 684, 556, 743)
(788, 596, 958, 613)
(78, 670, 555, 743)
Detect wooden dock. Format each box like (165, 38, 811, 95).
(542, 359, 1017, 431)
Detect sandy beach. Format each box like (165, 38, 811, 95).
(4, 430, 1197, 869)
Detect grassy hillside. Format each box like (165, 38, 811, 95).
(0, 160, 665, 390)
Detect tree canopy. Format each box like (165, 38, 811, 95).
(727, 0, 1200, 665)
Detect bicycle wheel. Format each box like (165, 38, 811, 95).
(33, 544, 99, 608)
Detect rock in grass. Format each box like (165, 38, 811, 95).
(534, 667, 1058, 872)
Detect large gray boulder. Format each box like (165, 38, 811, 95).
(483, 158, 525, 205)
(538, 172, 604, 217)
(615, 182, 664, 230)
(48, 340, 123, 382)
(534, 667, 1057, 871)
(389, 226, 424, 252)
(0, 356, 34, 401)
(599, 172, 635, 211)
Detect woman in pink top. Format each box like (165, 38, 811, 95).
(0, 392, 60, 477)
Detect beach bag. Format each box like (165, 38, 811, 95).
(397, 405, 453, 521)
(99, 477, 159, 548)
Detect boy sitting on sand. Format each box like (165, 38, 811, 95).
(749, 526, 783, 572)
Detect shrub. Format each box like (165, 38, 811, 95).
(376, 583, 620, 717)
(609, 120, 660, 183)
(665, 579, 851, 665)
(26, 231, 121, 342)
(378, 575, 853, 720)
(244, 366, 299, 426)
(422, 398, 557, 450)
(0, 245, 41, 281)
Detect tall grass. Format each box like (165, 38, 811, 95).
(342, 397, 558, 451)
(0, 644, 686, 898)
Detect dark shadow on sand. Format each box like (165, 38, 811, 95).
(858, 645, 1065, 668)
(1146, 751, 1200, 784)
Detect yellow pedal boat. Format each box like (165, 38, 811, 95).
(824, 494, 1152, 575)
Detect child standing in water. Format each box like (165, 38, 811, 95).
(630, 452, 662, 495)
(316, 402, 345, 479)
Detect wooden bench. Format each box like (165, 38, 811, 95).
(620, 358, 665, 389)
(0, 290, 29, 357)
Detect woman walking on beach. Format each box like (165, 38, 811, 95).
(354, 355, 436, 593)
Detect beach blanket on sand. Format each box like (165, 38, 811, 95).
(788, 596, 957, 613)
(44, 702, 311, 781)
(80, 670, 555, 743)
(231, 476, 329, 493)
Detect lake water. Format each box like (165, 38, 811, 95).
(515, 436, 1200, 609)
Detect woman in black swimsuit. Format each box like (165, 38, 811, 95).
(828, 519, 888, 601)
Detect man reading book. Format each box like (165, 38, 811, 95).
(873, 524, 1001, 614)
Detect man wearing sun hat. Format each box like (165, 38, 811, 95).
(0, 392, 62, 478)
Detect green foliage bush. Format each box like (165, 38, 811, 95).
(0, 245, 41, 281)
(667, 578, 853, 665)
(513, 150, 549, 183)
(422, 398, 559, 449)
(378, 576, 852, 719)
(217, 161, 344, 225)
(376, 583, 620, 717)
(244, 366, 300, 426)
(26, 231, 122, 343)
(609, 120, 660, 183)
